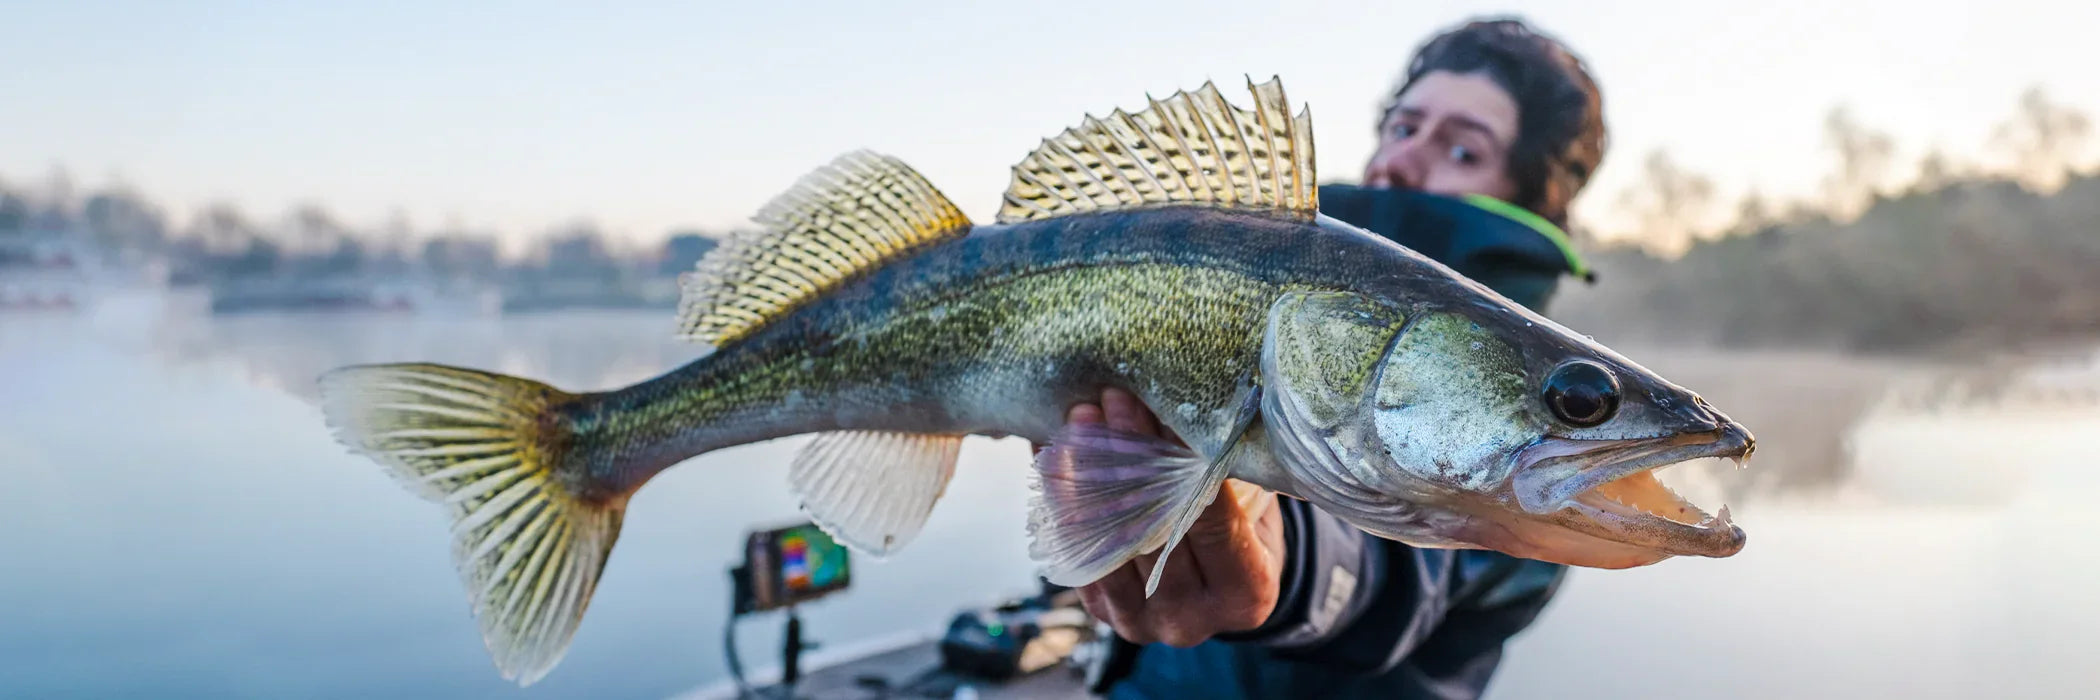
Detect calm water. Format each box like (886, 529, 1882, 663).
(2, 310, 2095, 699)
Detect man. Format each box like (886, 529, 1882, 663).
(1066, 18, 1610, 699)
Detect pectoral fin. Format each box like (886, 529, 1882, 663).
(1026, 391, 1261, 596)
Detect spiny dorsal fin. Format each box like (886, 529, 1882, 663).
(677, 151, 972, 346)
(997, 76, 1316, 224)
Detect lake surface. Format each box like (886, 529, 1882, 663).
(3, 310, 2095, 699)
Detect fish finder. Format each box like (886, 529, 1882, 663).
(730, 520, 853, 614)
(724, 520, 851, 697)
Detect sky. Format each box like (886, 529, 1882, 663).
(5, 0, 2097, 251)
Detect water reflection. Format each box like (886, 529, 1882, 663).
(1, 312, 1046, 699)
(3, 312, 2096, 699)
(145, 311, 710, 400)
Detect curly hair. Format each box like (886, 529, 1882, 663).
(1383, 18, 1609, 227)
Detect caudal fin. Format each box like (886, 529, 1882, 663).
(318, 363, 620, 686)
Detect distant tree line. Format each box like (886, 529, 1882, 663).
(1559, 87, 2100, 356)
(0, 179, 724, 291)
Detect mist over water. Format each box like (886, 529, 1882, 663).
(1, 311, 1048, 699)
(3, 311, 2095, 699)
(1489, 348, 2100, 699)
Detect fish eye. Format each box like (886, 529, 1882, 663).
(1542, 360, 1620, 427)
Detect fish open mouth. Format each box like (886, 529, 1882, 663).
(1511, 422, 1755, 557)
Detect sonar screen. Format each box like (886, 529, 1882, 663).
(731, 520, 852, 614)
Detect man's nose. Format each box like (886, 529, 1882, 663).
(1367, 141, 1427, 190)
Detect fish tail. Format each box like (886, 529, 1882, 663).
(318, 362, 617, 687)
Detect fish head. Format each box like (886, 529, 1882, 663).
(1263, 293, 1752, 569)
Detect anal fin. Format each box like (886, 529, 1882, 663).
(789, 431, 963, 556)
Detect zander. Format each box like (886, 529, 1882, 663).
(318, 78, 1753, 685)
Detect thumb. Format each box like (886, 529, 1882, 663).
(1184, 479, 1266, 543)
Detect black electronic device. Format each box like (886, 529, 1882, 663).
(724, 520, 850, 697)
(938, 581, 1094, 682)
(730, 520, 853, 615)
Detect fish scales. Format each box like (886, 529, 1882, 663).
(569, 209, 1415, 497)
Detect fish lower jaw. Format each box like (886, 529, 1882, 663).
(1577, 468, 1731, 529)
(1515, 421, 1755, 558)
(1567, 465, 1746, 557)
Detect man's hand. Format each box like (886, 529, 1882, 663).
(1050, 387, 1288, 647)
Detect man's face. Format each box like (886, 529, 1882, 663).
(1363, 70, 1521, 202)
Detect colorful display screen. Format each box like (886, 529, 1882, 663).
(775, 524, 849, 595)
(736, 521, 852, 612)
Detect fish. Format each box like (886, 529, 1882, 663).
(316, 77, 1754, 685)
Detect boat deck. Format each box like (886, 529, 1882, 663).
(677, 636, 1096, 700)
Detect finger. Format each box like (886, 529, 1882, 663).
(1076, 584, 1130, 638)
(1131, 483, 1243, 646)
(1224, 480, 1284, 566)
(1042, 403, 1102, 455)
(1139, 537, 1203, 602)
(1077, 582, 1109, 619)
(1180, 480, 1282, 631)
(1088, 562, 1157, 644)
(1253, 489, 1286, 565)
(1066, 401, 1104, 426)
(1099, 387, 1158, 436)
(1113, 549, 1165, 634)
(1118, 549, 1159, 601)
(1229, 479, 1275, 521)
(1139, 542, 1212, 646)
(1081, 583, 1152, 645)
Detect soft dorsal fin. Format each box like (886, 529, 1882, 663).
(676, 151, 973, 347)
(997, 76, 1316, 224)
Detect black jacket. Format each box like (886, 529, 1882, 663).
(1101, 185, 1588, 700)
